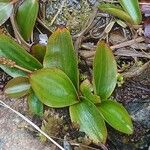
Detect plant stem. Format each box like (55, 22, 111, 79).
(14, 64, 33, 74)
(0, 57, 33, 74)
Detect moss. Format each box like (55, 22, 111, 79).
(45, 0, 92, 35)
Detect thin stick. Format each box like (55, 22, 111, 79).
(0, 100, 108, 150)
(0, 100, 65, 150)
(10, 12, 31, 51)
(49, 0, 66, 26)
(0, 95, 108, 150)
(37, 18, 52, 33)
(110, 37, 145, 50)
(80, 37, 145, 58)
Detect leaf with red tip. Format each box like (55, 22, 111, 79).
(93, 41, 117, 100)
(43, 27, 79, 90)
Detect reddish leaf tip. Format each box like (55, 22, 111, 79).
(56, 25, 67, 32)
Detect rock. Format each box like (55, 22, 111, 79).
(109, 64, 150, 150)
(0, 93, 56, 150)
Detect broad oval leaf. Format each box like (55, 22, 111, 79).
(0, 2, 13, 25)
(29, 68, 79, 108)
(16, 0, 39, 41)
(4, 76, 30, 98)
(28, 90, 43, 117)
(97, 100, 133, 134)
(98, 3, 133, 24)
(69, 97, 107, 143)
(43, 27, 79, 90)
(0, 35, 42, 77)
(30, 44, 46, 63)
(80, 79, 101, 104)
(119, 0, 142, 25)
(93, 41, 117, 100)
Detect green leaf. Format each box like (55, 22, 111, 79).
(97, 100, 133, 134)
(98, 3, 134, 24)
(28, 90, 43, 117)
(0, 2, 13, 25)
(0, 34, 42, 77)
(29, 68, 79, 108)
(69, 97, 107, 143)
(80, 79, 101, 104)
(4, 76, 30, 98)
(16, 0, 39, 41)
(119, 0, 142, 25)
(30, 44, 46, 63)
(43, 27, 79, 90)
(93, 41, 117, 100)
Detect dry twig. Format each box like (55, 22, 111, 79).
(10, 12, 31, 51)
(49, 0, 66, 27)
(80, 37, 145, 58)
(37, 18, 52, 34)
